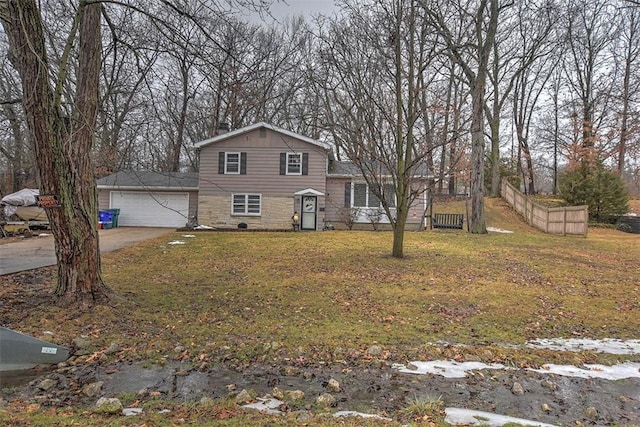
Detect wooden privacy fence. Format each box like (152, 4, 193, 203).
(500, 181, 588, 236)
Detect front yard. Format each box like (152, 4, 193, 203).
(1, 198, 638, 425)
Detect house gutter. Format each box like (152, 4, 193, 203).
(96, 186, 198, 191)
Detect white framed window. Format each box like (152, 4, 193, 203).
(286, 153, 302, 175)
(225, 152, 241, 174)
(232, 194, 261, 215)
(352, 183, 395, 208)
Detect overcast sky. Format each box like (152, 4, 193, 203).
(270, 0, 337, 17)
(243, 0, 338, 24)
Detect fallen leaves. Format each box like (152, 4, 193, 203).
(0, 198, 638, 391)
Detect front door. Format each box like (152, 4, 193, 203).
(300, 195, 317, 230)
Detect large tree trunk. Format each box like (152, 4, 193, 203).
(438, 69, 454, 195)
(488, 110, 500, 197)
(469, 79, 487, 234)
(448, 87, 462, 195)
(516, 128, 536, 195)
(468, 0, 498, 234)
(392, 200, 408, 258)
(488, 44, 501, 198)
(618, 10, 636, 175)
(391, 0, 410, 259)
(2, 0, 108, 306)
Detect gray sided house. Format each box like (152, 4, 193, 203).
(195, 122, 331, 231)
(196, 122, 429, 231)
(97, 171, 198, 227)
(96, 123, 429, 230)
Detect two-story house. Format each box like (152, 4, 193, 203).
(195, 122, 331, 231)
(98, 123, 429, 230)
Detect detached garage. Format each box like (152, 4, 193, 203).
(97, 171, 198, 228)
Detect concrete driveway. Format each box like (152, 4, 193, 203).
(0, 227, 175, 276)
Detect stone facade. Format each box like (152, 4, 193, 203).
(198, 195, 295, 230)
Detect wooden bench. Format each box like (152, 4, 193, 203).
(432, 213, 464, 230)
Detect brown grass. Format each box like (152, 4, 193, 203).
(1, 197, 639, 425)
(3, 198, 638, 364)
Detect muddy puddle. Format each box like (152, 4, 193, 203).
(0, 369, 47, 388)
(3, 359, 637, 426)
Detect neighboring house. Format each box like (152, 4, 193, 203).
(195, 122, 331, 231)
(97, 171, 198, 227)
(97, 123, 429, 230)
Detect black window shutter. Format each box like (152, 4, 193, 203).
(240, 152, 247, 174)
(302, 153, 309, 175)
(279, 153, 286, 175)
(344, 182, 351, 207)
(218, 152, 225, 174)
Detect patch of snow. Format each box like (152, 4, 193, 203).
(445, 407, 558, 426)
(395, 339, 640, 426)
(526, 338, 640, 354)
(393, 360, 640, 381)
(395, 359, 640, 381)
(528, 362, 640, 380)
(194, 225, 214, 230)
(487, 227, 513, 233)
(333, 410, 392, 421)
(122, 407, 143, 416)
(393, 361, 506, 378)
(181, 234, 196, 238)
(167, 240, 186, 245)
(242, 398, 284, 415)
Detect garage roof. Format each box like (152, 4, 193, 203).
(97, 171, 199, 190)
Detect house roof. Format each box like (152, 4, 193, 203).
(294, 188, 325, 196)
(328, 161, 361, 177)
(328, 161, 432, 178)
(96, 171, 199, 190)
(194, 122, 331, 151)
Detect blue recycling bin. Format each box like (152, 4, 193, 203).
(99, 210, 113, 223)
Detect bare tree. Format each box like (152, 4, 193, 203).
(484, 3, 518, 197)
(563, 1, 618, 163)
(615, 5, 640, 175)
(0, 0, 274, 305)
(1, 0, 108, 305)
(96, 3, 160, 176)
(432, 59, 471, 196)
(318, 0, 434, 258)
(510, 1, 559, 194)
(0, 57, 31, 193)
(422, 0, 501, 233)
(482, 1, 554, 197)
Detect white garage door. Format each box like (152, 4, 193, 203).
(110, 191, 189, 227)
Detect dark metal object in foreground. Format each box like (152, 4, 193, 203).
(0, 327, 70, 372)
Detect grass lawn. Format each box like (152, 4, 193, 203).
(1, 197, 639, 425)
